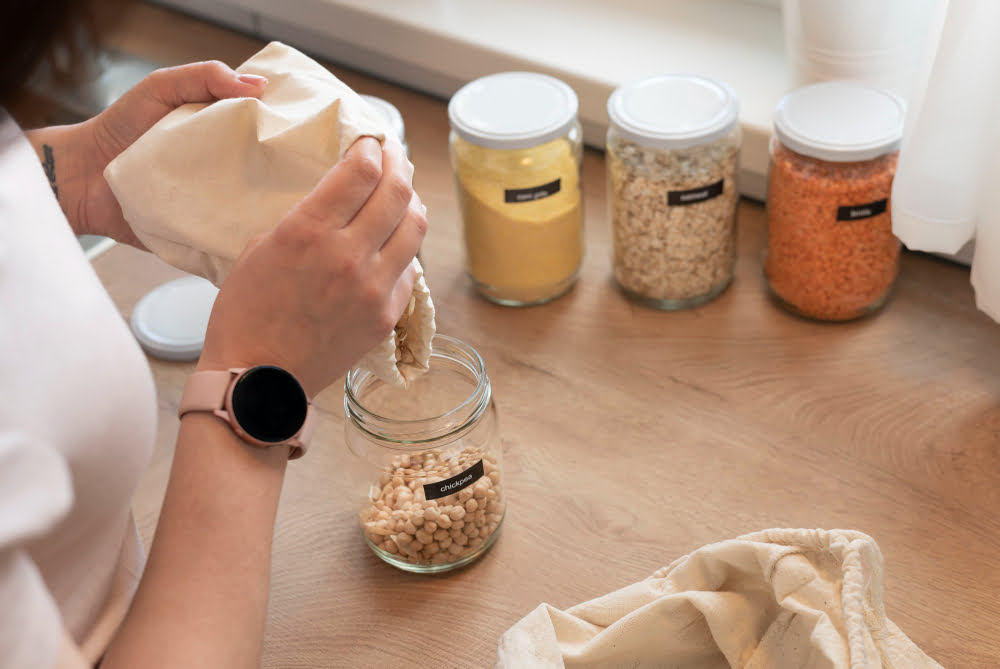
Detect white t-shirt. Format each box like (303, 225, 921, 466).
(0, 113, 157, 668)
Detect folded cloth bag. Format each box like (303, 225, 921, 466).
(104, 42, 434, 387)
(497, 528, 942, 669)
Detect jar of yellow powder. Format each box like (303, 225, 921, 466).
(448, 72, 584, 306)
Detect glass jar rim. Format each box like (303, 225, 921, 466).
(344, 334, 491, 447)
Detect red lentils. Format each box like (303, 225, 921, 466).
(765, 141, 900, 321)
(764, 81, 905, 322)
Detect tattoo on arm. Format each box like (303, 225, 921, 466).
(42, 144, 58, 199)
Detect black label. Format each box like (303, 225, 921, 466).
(423, 460, 485, 501)
(667, 179, 725, 206)
(837, 199, 888, 221)
(504, 179, 561, 203)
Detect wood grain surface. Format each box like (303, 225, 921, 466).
(89, 5, 1000, 667)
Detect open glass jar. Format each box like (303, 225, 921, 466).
(344, 335, 504, 573)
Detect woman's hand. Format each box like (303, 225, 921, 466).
(27, 60, 267, 246)
(197, 136, 428, 398)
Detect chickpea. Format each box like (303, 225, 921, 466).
(415, 529, 433, 545)
(448, 506, 466, 521)
(436, 514, 452, 529)
(465, 498, 479, 513)
(433, 529, 449, 542)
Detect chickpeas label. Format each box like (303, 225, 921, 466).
(836, 198, 888, 221)
(667, 179, 725, 206)
(423, 459, 485, 501)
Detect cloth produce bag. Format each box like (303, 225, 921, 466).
(496, 528, 942, 669)
(104, 41, 434, 387)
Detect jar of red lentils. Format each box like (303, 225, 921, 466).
(765, 81, 905, 321)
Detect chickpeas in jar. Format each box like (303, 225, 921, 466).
(344, 335, 504, 573)
(765, 81, 906, 321)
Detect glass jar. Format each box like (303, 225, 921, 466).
(765, 81, 905, 321)
(607, 75, 742, 309)
(448, 72, 584, 306)
(344, 334, 504, 573)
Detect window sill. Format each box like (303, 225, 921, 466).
(153, 0, 790, 200)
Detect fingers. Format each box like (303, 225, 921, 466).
(379, 192, 428, 277)
(143, 60, 268, 109)
(291, 137, 384, 229)
(348, 138, 416, 249)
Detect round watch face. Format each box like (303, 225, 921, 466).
(230, 366, 308, 443)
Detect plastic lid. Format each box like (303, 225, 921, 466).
(448, 72, 579, 149)
(607, 74, 740, 150)
(773, 81, 905, 162)
(130, 276, 219, 361)
(360, 94, 406, 145)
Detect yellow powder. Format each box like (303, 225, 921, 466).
(452, 135, 584, 305)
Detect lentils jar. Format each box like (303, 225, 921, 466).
(344, 335, 504, 573)
(448, 72, 584, 306)
(606, 74, 742, 309)
(765, 81, 905, 321)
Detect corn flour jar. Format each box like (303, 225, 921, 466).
(607, 75, 741, 309)
(344, 335, 504, 573)
(448, 72, 584, 306)
(766, 81, 905, 321)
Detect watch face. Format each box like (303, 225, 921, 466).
(230, 366, 309, 443)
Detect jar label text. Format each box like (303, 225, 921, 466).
(504, 179, 562, 203)
(836, 199, 888, 221)
(424, 459, 485, 500)
(668, 179, 724, 206)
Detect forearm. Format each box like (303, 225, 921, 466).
(25, 124, 89, 236)
(100, 413, 288, 669)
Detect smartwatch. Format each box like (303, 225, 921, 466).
(178, 365, 315, 459)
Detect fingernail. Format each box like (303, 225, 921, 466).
(420, 204, 428, 216)
(237, 73, 268, 86)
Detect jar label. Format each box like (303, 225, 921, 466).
(668, 179, 724, 206)
(504, 179, 562, 203)
(423, 459, 485, 500)
(837, 199, 888, 221)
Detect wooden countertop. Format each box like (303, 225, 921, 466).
(91, 5, 1000, 667)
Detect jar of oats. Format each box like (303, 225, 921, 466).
(766, 81, 905, 321)
(607, 74, 741, 309)
(449, 72, 584, 306)
(344, 334, 504, 574)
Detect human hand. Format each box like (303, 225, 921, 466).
(27, 60, 267, 247)
(197, 136, 428, 398)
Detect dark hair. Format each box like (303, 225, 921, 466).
(0, 1, 100, 109)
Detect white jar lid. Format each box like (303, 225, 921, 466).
(607, 74, 739, 150)
(360, 94, 406, 146)
(130, 275, 219, 361)
(448, 72, 579, 150)
(773, 81, 905, 162)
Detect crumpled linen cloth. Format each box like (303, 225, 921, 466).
(104, 41, 434, 387)
(496, 529, 942, 669)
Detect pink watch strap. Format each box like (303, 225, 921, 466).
(178, 369, 237, 417)
(179, 368, 312, 459)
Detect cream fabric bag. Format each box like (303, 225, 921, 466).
(497, 529, 942, 669)
(104, 42, 434, 387)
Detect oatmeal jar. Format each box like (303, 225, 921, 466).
(448, 72, 584, 306)
(766, 81, 905, 321)
(606, 74, 741, 309)
(344, 334, 504, 574)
